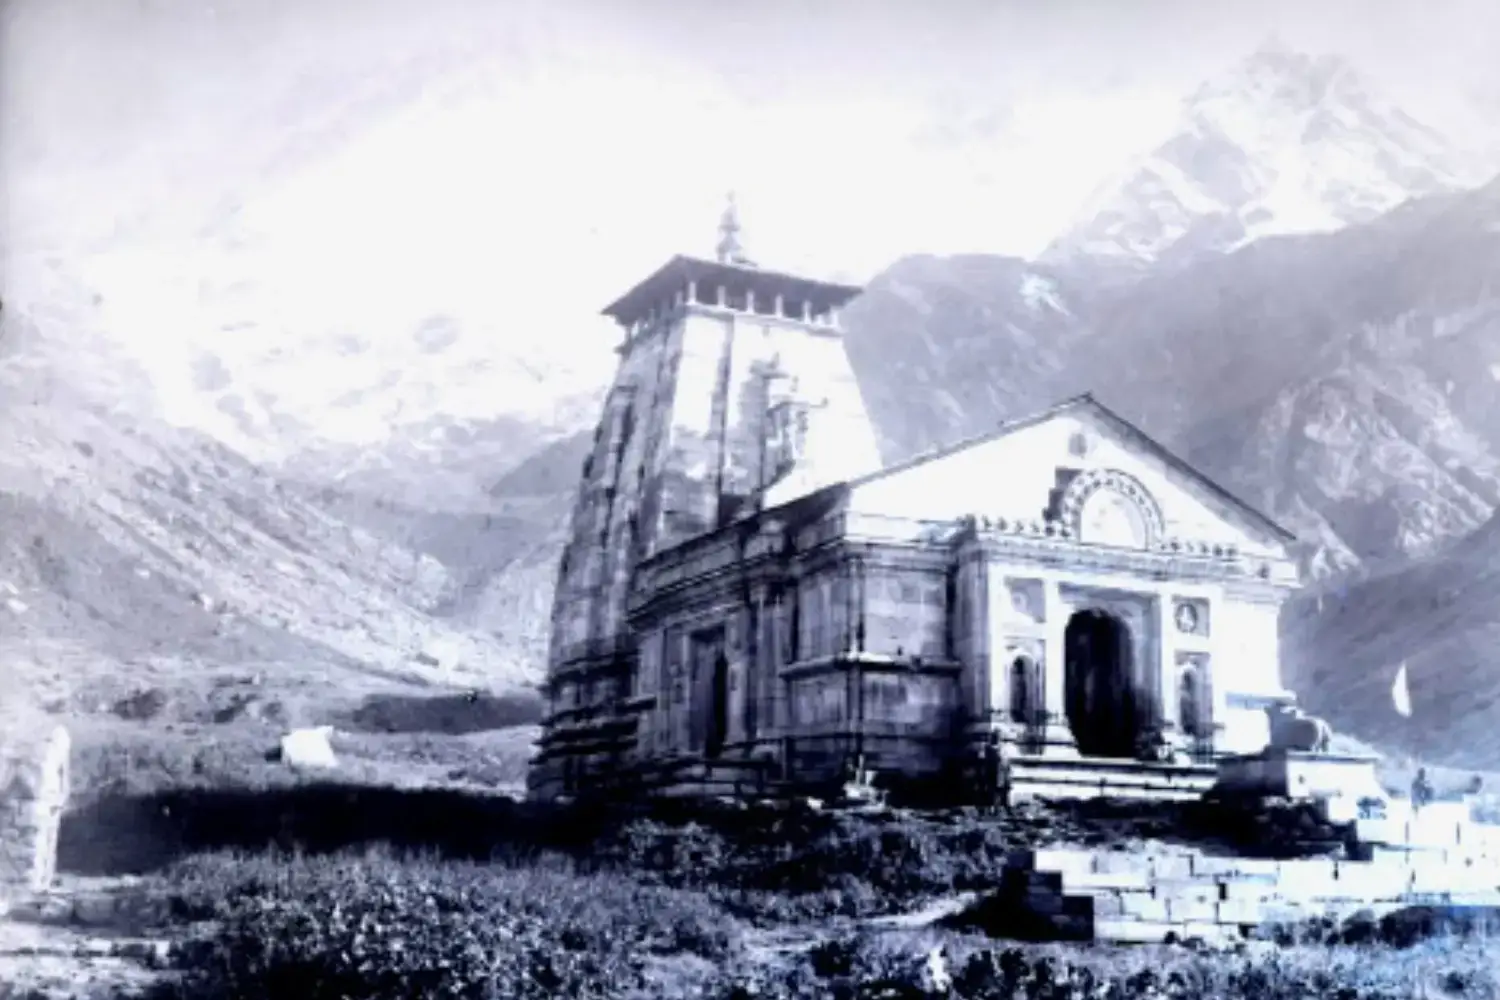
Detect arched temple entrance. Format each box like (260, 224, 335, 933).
(1064, 609, 1140, 758)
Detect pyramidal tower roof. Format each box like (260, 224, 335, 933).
(601, 195, 861, 328)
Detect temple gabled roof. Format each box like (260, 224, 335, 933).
(601, 255, 863, 327)
(847, 393, 1299, 545)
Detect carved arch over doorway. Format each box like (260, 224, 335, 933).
(1056, 468, 1165, 549)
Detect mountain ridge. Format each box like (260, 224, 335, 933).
(1042, 41, 1494, 270)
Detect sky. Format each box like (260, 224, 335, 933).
(2, 0, 1499, 445)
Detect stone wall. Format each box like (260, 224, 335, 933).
(0, 722, 70, 913)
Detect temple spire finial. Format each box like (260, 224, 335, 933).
(716, 191, 754, 267)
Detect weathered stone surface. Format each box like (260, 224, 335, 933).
(1, 723, 71, 910)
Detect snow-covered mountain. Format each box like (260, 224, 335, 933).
(1042, 38, 1496, 270)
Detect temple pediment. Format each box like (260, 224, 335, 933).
(845, 395, 1296, 563)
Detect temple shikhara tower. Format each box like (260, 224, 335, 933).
(526, 201, 1308, 804)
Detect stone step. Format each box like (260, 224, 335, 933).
(1006, 758, 1217, 803)
(1090, 917, 1243, 946)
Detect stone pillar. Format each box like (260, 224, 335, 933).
(1, 723, 71, 913)
(1156, 597, 1179, 739)
(970, 555, 991, 723)
(1205, 654, 1226, 752)
(1040, 581, 1078, 757)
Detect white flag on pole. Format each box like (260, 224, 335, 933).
(1391, 662, 1412, 718)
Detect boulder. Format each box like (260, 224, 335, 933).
(0, 723, 71, 913)
(279, 725, 339, 771)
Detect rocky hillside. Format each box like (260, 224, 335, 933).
(1042, 40, 1490, 271)
(845, 174, 1500, 581)
(0, 265, 543, 732)
(1282, 510, 1500, 769)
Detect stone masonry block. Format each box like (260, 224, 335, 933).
(1190, 856, 1281, 879)
(0, 723, 71, 912)
(1118, 893, 1170, 922)
(1259, 901, 1314, 924)
(1091, 918, 1179, 944)
(1001, 868, 1064, 895)
(1149, 855, 1195, 881)
(1019, 888, 1068, 917)
(1090, 891, 1129, 919)
(1009, 847, 1094, 880)
(1215, 897, 1266, 926)
(1332, 863, 1408, 901)
(1093, 852, 1152, 877)
(1176, 921, 1243, 946)
(1068, 870, 1152, 892)
(1165, 896, 1219, 924)
(1220, 881, 1280, 904)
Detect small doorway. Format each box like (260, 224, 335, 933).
(690, 627, 730, 758)
(706, 652, 729, 758)
(1064, 608, 1139, 758)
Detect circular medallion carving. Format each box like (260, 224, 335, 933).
(1174, 602, 1200, 634)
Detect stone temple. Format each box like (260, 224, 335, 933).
(526, 203, 1306, 804)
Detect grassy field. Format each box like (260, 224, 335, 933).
(15, 692, 1500, 999)
(113, 843, 1494, 1000)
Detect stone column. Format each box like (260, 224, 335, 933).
(0, 723, 71, 913)
(970, 554, 991, 722)
(1156, 596, 1179, 740)
(1206, 654, 1227, 753)
(1040, 580, 1078, 757)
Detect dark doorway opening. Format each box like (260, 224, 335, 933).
(690, 626, 730, 759)
(706, 653, 729, 758)
(1064, 608, 1139, 758)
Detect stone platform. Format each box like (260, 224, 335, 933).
(1008, 756, 1219, 804)
(1212, 748, 1385, 812)
(969, 824, 1500, 946)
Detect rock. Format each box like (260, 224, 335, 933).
(0, 724, 71, 913)
(279, 725, 338, 770)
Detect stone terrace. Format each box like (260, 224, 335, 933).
(968, 806, 1500, 945)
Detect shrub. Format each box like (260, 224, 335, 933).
(707, 934, 1500, 1000)
(151, 849, 739, 1000)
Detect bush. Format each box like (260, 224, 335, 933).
(151, 849, 739, 1000)
(708, 933, 1500, 1000)
(589, 808, 1023, 921)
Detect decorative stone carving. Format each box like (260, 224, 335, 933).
(765, 399, 810, 482)
(1001, 640, 1044, 724)
(1173, 598, 1208, 636)
(1175, 652, 1211, 739)
(1005, 579, 1045, 624)
(1056, 468, 1165, 550)
(1266, 703, 1333, 753)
